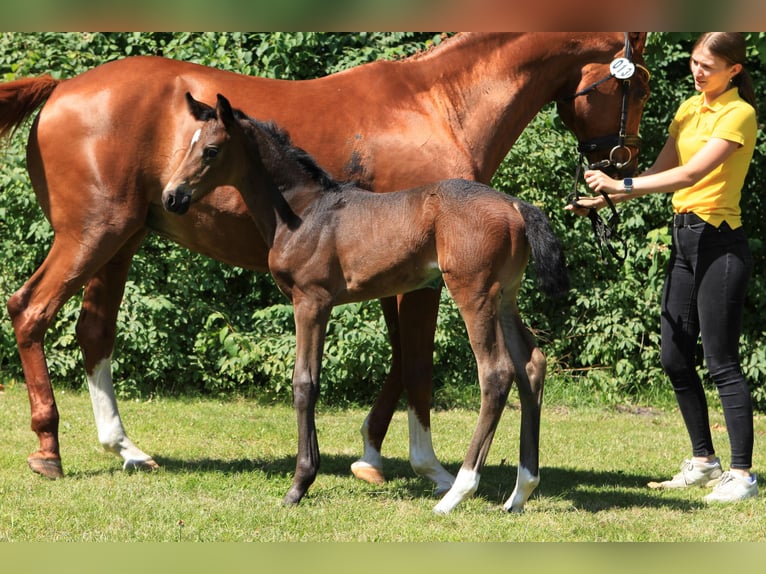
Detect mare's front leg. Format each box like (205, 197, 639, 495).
(502, 312, 545, 513)
(351, 288, 453, 493)
(283, 296, 332, 505)
(77, 234, 158, 472)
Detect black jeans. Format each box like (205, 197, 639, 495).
(660, 213, 754, 470)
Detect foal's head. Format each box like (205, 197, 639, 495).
(162, 93, 248, 214)
(162, 93, 339, 215)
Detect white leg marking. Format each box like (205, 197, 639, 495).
(350, 413, 384, 473)
(87, 357, 155, 469)
(433, 468, 479, 514)
(407, 407, 454, 493)
(503, 464, 540, 513)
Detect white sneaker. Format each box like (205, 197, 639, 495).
(647, 457, 723, 489)
(704, 471, 758, 503)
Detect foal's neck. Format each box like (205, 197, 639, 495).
(241, 122, 334, 241)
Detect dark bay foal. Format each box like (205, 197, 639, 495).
(162, 93, 569, 513)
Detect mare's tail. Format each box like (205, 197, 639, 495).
(516, 200, 569, 298)
(0, 75, 60, 141)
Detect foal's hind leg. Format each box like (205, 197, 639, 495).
(76, 233, 158, 471)
(433, 292, 513, 514)
(501, 308, 545, 513)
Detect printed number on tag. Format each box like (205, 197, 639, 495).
(610, 58, 635, 79)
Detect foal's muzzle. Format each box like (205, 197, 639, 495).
(162, 186, 193, 215)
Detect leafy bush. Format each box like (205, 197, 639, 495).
(1, 33, 766, 411)
(0, 32, 441, 402)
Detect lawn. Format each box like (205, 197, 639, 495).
(1, 381, 765, 543)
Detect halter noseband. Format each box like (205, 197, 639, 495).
(566, 33, 650, 262)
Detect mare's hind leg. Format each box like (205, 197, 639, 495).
(7, 236, 128, 478)
(350, 295, 401, 484)
(76, 232, 158, 471)
(399, 288, 454, 492)
(351, 289, 454, 494)
(433, 290, 514, 514)
(501, 308, 545, 513)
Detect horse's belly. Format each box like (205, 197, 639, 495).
(338, 257, 442, 303)
(147, 203, 270, 271)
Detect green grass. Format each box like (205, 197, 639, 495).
(1, 380, 765, 542)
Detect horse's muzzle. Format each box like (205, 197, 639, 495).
(162, 187, 192, 215)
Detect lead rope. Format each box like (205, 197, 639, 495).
(570, 156, 627, 263)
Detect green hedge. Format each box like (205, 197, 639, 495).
(1, 33, 765, 410)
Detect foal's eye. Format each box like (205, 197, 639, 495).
(203, 147, 219, 160)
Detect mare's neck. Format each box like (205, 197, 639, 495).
(404, 33, 609, 181)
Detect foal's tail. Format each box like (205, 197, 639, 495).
(516, 200, 569, 299)
(0, 75, 60, 141)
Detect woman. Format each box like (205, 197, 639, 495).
(567, 32, 758, 503)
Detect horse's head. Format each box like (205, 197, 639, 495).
(555, 32, 650, 179)
(162, 93, 243, 214)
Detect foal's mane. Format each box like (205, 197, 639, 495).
(236, 109, 342, 193)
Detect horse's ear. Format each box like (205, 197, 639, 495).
(185, 92, 215, 121)
(629, 32, 647, 55)
(216, 94, 236, 128)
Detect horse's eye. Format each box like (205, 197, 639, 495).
(203, 147, 218, 160)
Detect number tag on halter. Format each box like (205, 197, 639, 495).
(610, 57, 635, 79)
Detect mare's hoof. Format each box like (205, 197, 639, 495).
(28, 456, 64, 479)
(350, 461, 386, 485)
(123, 458, 160, 472)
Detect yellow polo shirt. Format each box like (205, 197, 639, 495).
(669, 87, 756, 229)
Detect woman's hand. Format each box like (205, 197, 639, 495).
(564, 195, 607, 216)
(565, 170, 628, 217)
(583, 169, 622, 194)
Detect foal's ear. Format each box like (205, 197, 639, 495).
(215, 94, 236, 128)
(185, 92, 216, 121)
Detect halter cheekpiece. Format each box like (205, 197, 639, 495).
(566, 32, 650, 262)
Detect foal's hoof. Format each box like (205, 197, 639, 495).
(350, 461, 386, 485)
(282, 487, 306, 506)
(27, 455, 64, 479)
(123, 458, 160, 472)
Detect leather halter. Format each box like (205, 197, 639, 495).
(566, 33, 650, 262)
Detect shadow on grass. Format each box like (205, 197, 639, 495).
(149, 452, 701, 512)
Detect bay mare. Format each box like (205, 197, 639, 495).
(0, 33, 648, 491)
(163, 93, 569, 512)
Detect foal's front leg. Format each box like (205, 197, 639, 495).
(283, 297, 332, 505)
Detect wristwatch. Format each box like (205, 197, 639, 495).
(623, 177, 633, 193)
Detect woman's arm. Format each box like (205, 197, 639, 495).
(566, 136, 740, 213)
